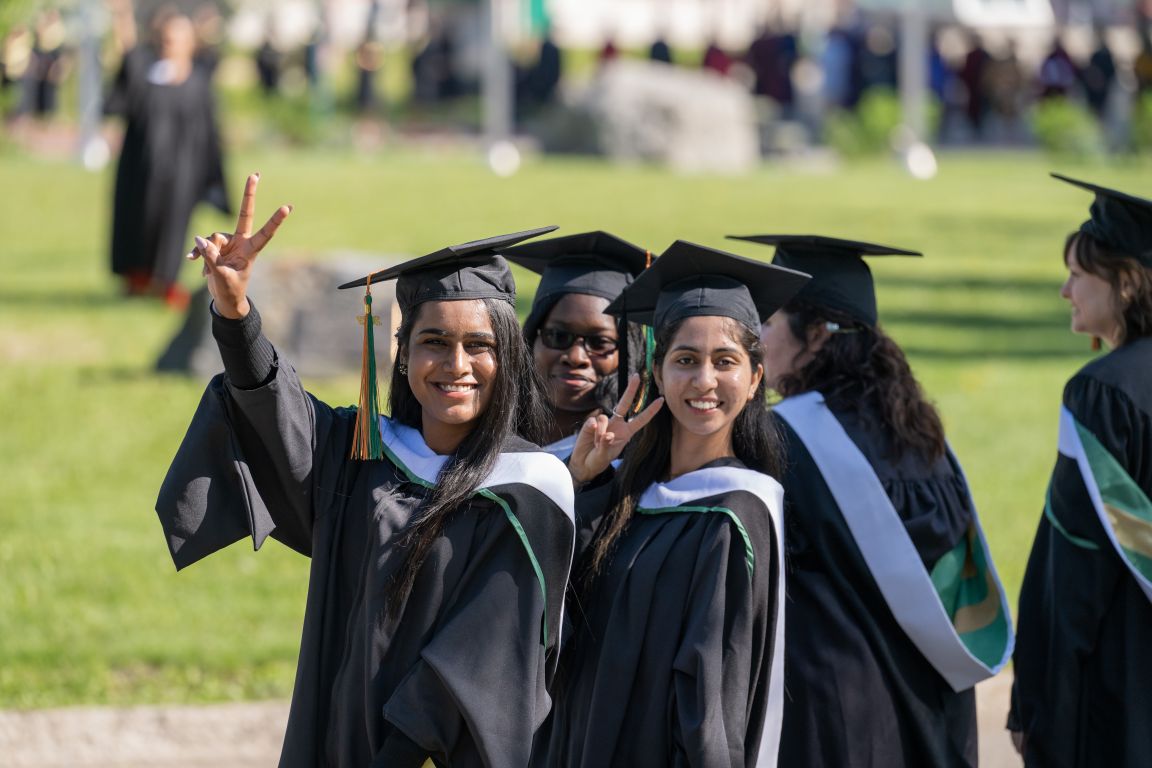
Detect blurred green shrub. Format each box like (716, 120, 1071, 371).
(1031, 98, 1105, 159)
(1131, 92, 1152, 155)
(824, 87, 939, 158)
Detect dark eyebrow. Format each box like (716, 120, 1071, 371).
(670, 345, 699, 354)
(415, 328, 496, 341)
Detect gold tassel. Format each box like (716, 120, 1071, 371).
(351, 275, 384, 460)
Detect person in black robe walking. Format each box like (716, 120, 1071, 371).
(733, 234, 1014, 768)
(1009, 175, 1152, 767)
(159, 175, 575, 767)
(105, 3, 230, 308)
(537, 241, 810, 767)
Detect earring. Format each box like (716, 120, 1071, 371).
(397, 362, 408, 375)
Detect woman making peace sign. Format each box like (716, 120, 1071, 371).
(157, 175, 575, 767)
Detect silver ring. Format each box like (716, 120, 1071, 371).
(611, 408, 627, 418)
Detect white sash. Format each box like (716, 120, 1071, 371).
(773, 392, 1013, 692)
(1057, 405, 1152, 603)
(638, 466, 785, 768)
(378, 417, 574, 523)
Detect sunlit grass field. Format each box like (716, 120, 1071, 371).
(1, 145, 1144, 708)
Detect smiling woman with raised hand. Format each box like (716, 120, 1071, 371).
(1010, 175, 1152, 768)
(156, 174, 575, 768)
(535, 241, 809, 768)
(504, 231, 650, 460)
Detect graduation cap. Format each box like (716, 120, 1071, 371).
(605, 240, 811, 332)
(503, 230, 650, 342)
(726, 234, 921, 327)
(338, 225, 557, 461)
(1052, 173, 1152, 267)
(338, 225, 558, 311)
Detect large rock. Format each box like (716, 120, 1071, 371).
(157, 254, 403, 379)
(535, 60, 760, 174)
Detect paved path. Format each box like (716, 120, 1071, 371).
(1, 672, 1021, 767)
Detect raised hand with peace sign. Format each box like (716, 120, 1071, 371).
(187, 172, 292, 319)
(567, 373, 664, 485)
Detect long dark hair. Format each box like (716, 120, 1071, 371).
(583, 316, 782, 579)
(1066, 230, 1152, 345)
(775, 300, 946, 463)
(385, 297, 550, 616)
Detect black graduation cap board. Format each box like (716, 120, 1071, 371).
(605, 240, 811, 331)
(1052, 173, 1152, 267)
(727, 234, 921, 327)
(503, 230, 651, 341)
(338, 225, 559, 311)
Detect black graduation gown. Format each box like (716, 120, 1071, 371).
(106, 47, 230, 285)
(537, 458, 782, 768)
(156, 359, 575, 768)
(777, 404, 978, 768)
(1010, 336, 1152, 767)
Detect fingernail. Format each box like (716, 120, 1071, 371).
(253, 171, 261, 179)
(286, 204, 294, 212)
(185, 251, 196, 260)
(194, 235, 208, 250)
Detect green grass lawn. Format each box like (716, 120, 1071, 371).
(0, 145, 1144, 708)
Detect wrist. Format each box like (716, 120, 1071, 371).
(213, 296, 250, 320)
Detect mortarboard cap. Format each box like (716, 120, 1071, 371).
(1051, 173, 1152, 267)
(338, 226, 558, 312)
(727, 234, 921, 327)
(504, 230, 651, 340)
(605, 240, 810, 331)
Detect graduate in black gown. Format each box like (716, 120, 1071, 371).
(158, 175, 575, 767)
(537, 241, 811, 767)
(504, 231, 649, 460)
(106, 5, 230, 307)
(1009, 175, 1152, 767)
(731, 234, 1014, 768)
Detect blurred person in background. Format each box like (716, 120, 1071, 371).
(1, 23, 33, 117)
(20, 9, 69, 120)
(958, 32, 991, 140)
(1010, 175, 1152, 767)
(733, 234, 1012, 768)
(745, 22, 798, 116)
(1038, 34, 1079, 101)
(105, 0, 230, 308)
(984, 40, 1026, 142)
(702, 37, 733, 77)
(1081, 26, 1116, 121)
(648, 32, 672, 64)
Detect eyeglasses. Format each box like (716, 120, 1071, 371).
(538, 327, 619, 356)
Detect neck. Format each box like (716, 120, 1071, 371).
(421, 414, 472, 455)
(544, 405, 593, 445)
(667, 423, 735, 479)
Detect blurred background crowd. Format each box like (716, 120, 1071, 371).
(4, 0, 1152, 165)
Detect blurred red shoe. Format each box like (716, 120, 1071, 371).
(163, 284, 190, 311)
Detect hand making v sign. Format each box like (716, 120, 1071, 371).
(187, 172, 292, 319)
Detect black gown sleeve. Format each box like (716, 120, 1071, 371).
(1009, 374, 1130, 760)
(156, 304, 355, 568)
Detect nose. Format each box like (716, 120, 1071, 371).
(692, 361, 718, 390)
(444, 342, 470, 376)
(561, 339, 591, 366)
(1060, 276, 1072, 300)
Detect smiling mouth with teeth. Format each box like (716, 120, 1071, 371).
(437, 383, 478, 393)
(688, 400, 720, 410)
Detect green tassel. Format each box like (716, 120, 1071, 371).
(351, 286, 384, 460)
